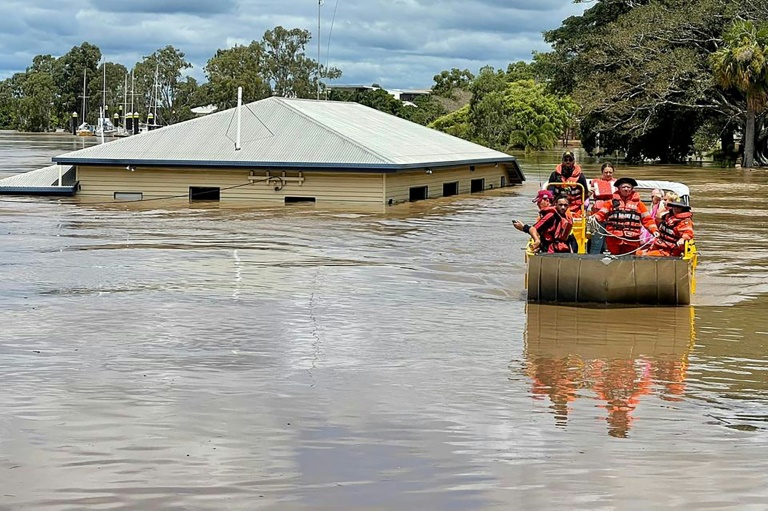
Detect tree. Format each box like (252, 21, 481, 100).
(261, 26, 341, 98)
(204, 42, 271, 109)
(431, 68, 474, 97)
(53, 42, 102, 124)
(710, 20, 768, 168)
(429, 104, 471, 139)
(133, 45, 192, 125)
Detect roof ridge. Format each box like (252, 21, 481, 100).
(274, 98, 394, 164)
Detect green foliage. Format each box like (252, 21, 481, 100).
(204, 42, 271, 109)
(133, 45, 192, 125)
(710, 20, 768, 167)
(398, 95, 447, 126)
(432, 68, 474, 97)
(54, 42, 102, 123)
(535, 0, 768, 163)
(262, 26, 341, 98)
(429, 105, 471, 139)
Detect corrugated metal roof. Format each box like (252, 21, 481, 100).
(53, 98, 521, 175)
(0, 165, 77, 195)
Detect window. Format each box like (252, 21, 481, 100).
(114, 192, 143, 201)
(285, 196, 316, 204)
(501, 176, 506, 188)
(443, 182, 459, 197)
(409, 186, 428, 201)
(189, 187, 220, 201)
(470, 178, 485, 193)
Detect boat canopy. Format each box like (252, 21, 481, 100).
(580, 179, 691, 204)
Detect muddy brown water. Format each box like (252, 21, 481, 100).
(1, 134, 768, 510)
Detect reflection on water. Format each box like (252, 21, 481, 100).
(524, 305, 695, 437)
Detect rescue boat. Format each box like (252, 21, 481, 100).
(525, 180, 698, 306)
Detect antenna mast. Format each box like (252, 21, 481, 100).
(317, 0, 322, 100)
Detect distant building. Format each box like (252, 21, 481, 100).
(190, 104, 218, 116)
(387, 89, 432, 103)
(53, 97, 525, 206)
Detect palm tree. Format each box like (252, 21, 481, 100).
(710, 21, 768, 169)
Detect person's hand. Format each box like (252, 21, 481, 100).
(676, 238, 686, 246)
(653, 231, 660, 238)
(532, 241, 541, 252)
(512, 220, 522, 231)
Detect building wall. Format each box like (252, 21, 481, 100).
(384, 164, 514, 203)
(76, 162, 519, 205)
(76, 166, 386, 204)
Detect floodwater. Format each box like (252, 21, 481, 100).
(1, 133, 768, 510)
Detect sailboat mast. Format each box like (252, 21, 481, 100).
(81, 69, 87, 122)
(123, 73, 128, 127)
(102, 62, 106, 116)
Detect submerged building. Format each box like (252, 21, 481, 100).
(52, 97, 525, 206)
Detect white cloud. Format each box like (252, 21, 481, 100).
(0, 0, 586, 88)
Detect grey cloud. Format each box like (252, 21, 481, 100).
(86, 0, 238, 15)
(0, 0, 585, 88)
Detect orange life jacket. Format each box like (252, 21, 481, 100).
(605, 191, 644, 239)
(591, 179, 615, 212)
(554, 164, 585, 213)
(655, 211, 694, 255)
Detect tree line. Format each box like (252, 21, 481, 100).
(535, 0, 768, 166)
(0, 27, 342, 132)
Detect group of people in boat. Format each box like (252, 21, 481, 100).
(512, 151, 695, 257)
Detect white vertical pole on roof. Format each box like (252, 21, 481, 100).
(235, 86, 242, 151)
(58, 164, 62, 186)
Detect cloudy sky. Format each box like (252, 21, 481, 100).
(0, 0, 585, 89)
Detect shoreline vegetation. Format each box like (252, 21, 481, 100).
(2, 1, 767, 167)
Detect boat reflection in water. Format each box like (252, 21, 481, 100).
(523, 304, 696, 438)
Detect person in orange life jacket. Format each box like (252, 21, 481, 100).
(547, 151, 588, 216)
(592, 177, 659, 255)
(636, 201, 694, 257)
(513, 190, 554, 234)
(529, 196, 574, 253)
(588, 161, 617, 254)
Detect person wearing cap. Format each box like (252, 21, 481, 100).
(547, 151, 588, 216)
(528, 196, 574, 253)
(637, 201, 694, 257)
(513, 190, 555, 235)
(592, 177, 659, 255)
(588, 161, 617, 254)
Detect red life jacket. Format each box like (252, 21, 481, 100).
(591, 179, 615, 212)
(605, 192, 644, 239)
(554, 164, 585, 212)
(656, 211, 693, 254)
(536, 207, 574, 252)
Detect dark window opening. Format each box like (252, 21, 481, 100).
(501, 176, 506, 187)
(409, 186, 428, 201)
(285, 196, 316, 204)
(470, 178, 485, 193)
(189, 187, 220, 201)
(443, 181, 459, 197)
